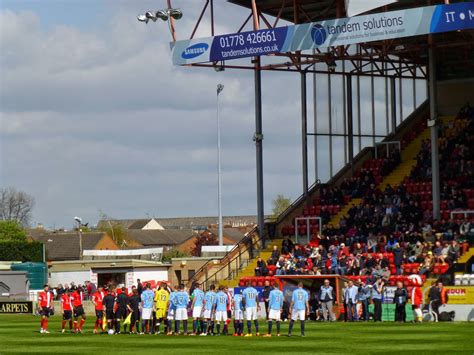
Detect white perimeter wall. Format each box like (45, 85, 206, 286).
(50, 270, 92, 287)
(126, 268, 169, 288)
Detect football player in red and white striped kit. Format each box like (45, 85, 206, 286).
(37, 284, 54, 334)
(60, 289, 73, 333)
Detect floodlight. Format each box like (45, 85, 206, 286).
(156, 10, 169, 21)
(169, 8, 183, 20)
(145, 11, 157, 22)
(137, 14, 149, 23)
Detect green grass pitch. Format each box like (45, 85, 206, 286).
(0, 315, 473, 354)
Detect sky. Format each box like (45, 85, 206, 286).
(0, 0, 426, 229)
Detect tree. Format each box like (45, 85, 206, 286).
(161, 248, 189, 263)
(97, 211, 128, 247)
(272, 194, 292, 218)
(191, 232, 218, 257)
(0, 220, 27, 242)
(0, 187, 35, 226)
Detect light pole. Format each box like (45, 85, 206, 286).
(74, 217, 83, 259)
(217, 84, 224, 246)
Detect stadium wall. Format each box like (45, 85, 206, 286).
(437, 78, 474, 115)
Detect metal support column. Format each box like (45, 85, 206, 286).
(301, 72, 308, 196)
(346, 74, 354, 174)
(313, 66, 318, 181)
(328, 72, 333, 178)
(254, 56, 265, 250)
(357, 74, 361, 151)
(429, 46, 440, 220)
(371, 65, 376, 146)
(390, 77, 397, 134)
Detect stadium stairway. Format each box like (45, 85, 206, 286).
(220, 239, 283, 288)
(328, 123, 433, 227)
(457, 247, 474, 264)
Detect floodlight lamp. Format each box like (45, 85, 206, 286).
(137, 14, 149, 23)
(217, 84, 224, 95)
(156, 10, 169, 21)
(327, 59, 337, 72)
(146, 11, 158, 22)
(169, 8, 183, 20)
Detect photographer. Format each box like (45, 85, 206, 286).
(371, 278, 384, 322)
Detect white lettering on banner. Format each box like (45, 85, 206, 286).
(469, 10, 474, 20)
(445, 11, 456, 23)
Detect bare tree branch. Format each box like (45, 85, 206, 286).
(0, 187, 35, 227)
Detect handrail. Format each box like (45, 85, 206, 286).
(187, 225, 260, 288)
(198, 229, 264, 289)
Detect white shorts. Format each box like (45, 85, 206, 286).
(291, 310, 306, 321)
(203, 309, 213, 319)
(175, 308, 188, 321)
(268, 309, 281, 321)
(245, 307, 257, 321)
(192, 306, 202, 318)
(167, 308, 175, 320)
(234, 310, 243, 321)
(214, 311, 227, 322)
(142, 308, 153, 320)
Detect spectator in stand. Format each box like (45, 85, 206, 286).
(318, 279, 336, 322)
(392, 243, 404, 275)
(255, 257, 268, 276)
(281, 236, 294, 255)
(269, 245, 280, 265)
(447, 240, 460, 264)
(419, 252, 434, 277)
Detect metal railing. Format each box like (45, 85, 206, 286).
(186, 225, 262, 289)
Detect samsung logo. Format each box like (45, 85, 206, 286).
(182, 43, 209, 59)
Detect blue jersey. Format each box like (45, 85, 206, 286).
(242, 287, 258, 308)
(141, 290, 154, 309)
(169, 292, 177, 310)
(233, 294, 243, 311)
(269, 289, 284, 311)
(204, 291, 216, 311)
(174, 291, 190, 309)
(192, 289, 205, 308)
(215, 291, 228, 312)
(292, 288, 309, 311)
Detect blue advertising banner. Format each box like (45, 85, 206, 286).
(171, 2, 474, 65)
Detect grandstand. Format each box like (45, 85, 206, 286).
(172, 0, 474, 317)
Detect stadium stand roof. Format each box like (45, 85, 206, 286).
(126, 229, 196, 247)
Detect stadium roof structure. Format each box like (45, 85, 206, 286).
(167, 0, 474, 248)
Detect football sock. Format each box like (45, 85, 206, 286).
(223, 324, 228, 335)
(183, 320, 188, 334)
(40, 318, 44, 329)
(247, 320, 252, 333)
(239, 322, 244, 335)
(79, 319, 85, 330)
(210, 321, 215, 334)
(193, 320, 197, 333)
(94, 319, 98, 330)
(142, 320, 146, 332)
(202, 321, 207, 333)
(233, 320, 237, 334)
(157, 321, 161, 333)
(268, 321, 273, 334)
(115, 320, 120, 333)
(44, 319, 49, 330)
(300, 321, 305, 335)
(175, 321, 180, 333)
(216, 323, 221, 334)
(254, 320, 259, 333)
(288, 320, 294, 334)
(62, 320, 66, 330)
(73, 321, 78, 330)
(69, 320, 73, 330)
(276, 321, 281, 334)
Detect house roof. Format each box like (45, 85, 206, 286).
(154, 216, 258, 229)
(126, 229, 196, 247)
(208, 228, 247, 243)
(96, 219, 154, 230)
(29, 232, 107, 261)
